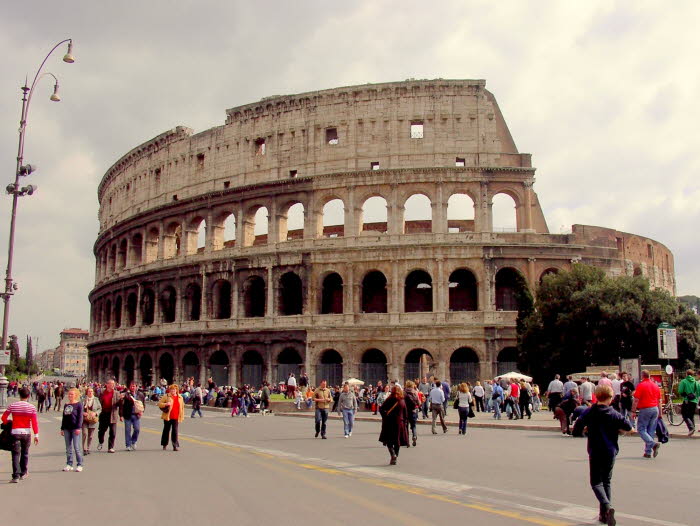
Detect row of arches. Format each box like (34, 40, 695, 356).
(97, 190, 523, 281)
(92, 346, 521, 387)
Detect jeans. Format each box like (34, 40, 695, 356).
(315, 408, 328, 436)
(64, 431, 83, 467)
(493, 398, 502, 419)
(507, 396, 521, 418)
(191, 406, 203, 418)
(10, 434, 31, 480)
(407, 409, 418, 438)
(457, 407, 469, 433)
(421, 400, 429, 419)
(341, 409, 355, 436)
(124, 415, 141, 448)
(589, 455, 615, 514)
(636, 407, 659, 455)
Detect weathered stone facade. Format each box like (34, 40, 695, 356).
(88, 79, 675, 388)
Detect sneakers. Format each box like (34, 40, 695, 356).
(652, 442, 660, 458)
(20, 474, 28, 480)
(131, 444, 137, 450)
(344, 434, 349, 438)
(75, 466, 83, 473)
(412, 436, 417, 447)
(62, 465, 73, 472)
(108, 448, 115, 453)
(97, 443, 103, 451)
(125, 446, 132, 452)
(9, 478, 18, 483)
(643, 453, 651, 458)
(348, 432, 352, 437)
(689, 428, 696, 437)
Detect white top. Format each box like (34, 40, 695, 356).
(287, 376, 297, 387)
(457, 391, 472, 408)
(473, 385, 484, 397)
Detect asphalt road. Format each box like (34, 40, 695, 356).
(1, 409, 697, 525)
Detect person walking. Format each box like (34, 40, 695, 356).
(337, 382, 358, 438)
(473, 381, 485, 412)
(60, 388, 84, 472)
(81, 386, 101, 455)
(120, 381, 145, 451)
(418, 377, 431, 419)
(286, 373, 297, 400)
(54, 382, 65, 412)
(158, 384, 185, 451)
(531, 383, 542, 412)
(678, 370, 699, 436)
(404, 380, 420, 446)
(36, 386, 46, 413)
(190, 383, 204, 418)
(2, 387, 39, 483)
(519, 380, 532, 420)
(378, 385, 409, 465)
(455, 383, 472, 435)
(429, 380, 447, 434)
(573, 385, 632, 525)
(97, 379, 120, 453)
(631, 370, 663, 459)
(491, 381, 504, 419)
(618, 372, 635, 422)
(546, 374, 564, 412)
(313, 380, 332, 439)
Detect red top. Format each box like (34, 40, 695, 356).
(170, 396, 180, 421)
(634, 379, 661, 409)
(510, 383, 520, 398)
(101, 390, 114, 412)
(2, 401, 39, 436)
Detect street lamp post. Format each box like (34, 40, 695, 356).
(0, 39, 75, 409)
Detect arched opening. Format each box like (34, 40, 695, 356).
(145, 227, 159, 263)
(129, 233, 143, 266)
(183, 351, 199, 383)
(322, 199, 344, 237)
(281, 202, 305, 241)
(495, 268, 529, 311)
(163, 221, 182, 259)
(250, 206, 269, 246)
(160, 286, 177, 323)
(360, 349, 387, 387)
(404, 349, 433, 382)
(141, 288, 155, 325)
(109, 245, 117, 273)
(104, 299, 112, 330)
(139, 354, 153, 386)
(242, 276, 266, 318)
(447, 193, 475, 232)
(93, 303, 102, 334)
(117, 239, 127, 270)
(497, 347, 519, 376)
(361, 196, 388, 233)
(184, 283, 202, 321)
(450, 347, 480, 384)
(196, 218, 207, 252)
(539, 267, 560, 284)
(361, 271, 388, 313)
(404, 270, 433, 312)
(126, 293, 137, 327)
(403, 193, 432, 234)
(449, 269, 478, 311)
(124, 355, 135, 385)
(114, 296, 123, 328)
(210, 350, 230, 387)
(492, 193, 517, 232)
(241, 350, 264, 388)
(278, 272, 302, 315)
(321, 273, 343, 314)
(276, 347, 302, 384)
(211, 279, 232, 319)
(212, 210, 236, 251)
(158, 353, 175, 384)
(102, 357, 109, 379)
(317, 349, 343, 387)
(111, 356, 120, 383)
(223, 213, 236, 248)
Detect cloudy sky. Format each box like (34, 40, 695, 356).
(1, 1, 698, 354)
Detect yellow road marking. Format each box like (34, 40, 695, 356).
(141, 427, 570, 525)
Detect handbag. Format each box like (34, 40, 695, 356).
(133, 399, 145, 415)
(468, 407, 475, 418)
(84, 410, 98, 425)
(453, 397, 459, 409)
(0, 421, 13, 451)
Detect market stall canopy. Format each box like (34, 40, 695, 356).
(499, 371, 533, 382)
(345, 378, 364, 386)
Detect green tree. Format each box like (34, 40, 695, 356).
(518, 264, 700, 382)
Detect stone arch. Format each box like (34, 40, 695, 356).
(242, 275, 266, 317)
(492, 192, 518, 232)
(182, 351, 200, 383)
(114, 296, 123, 328)
(360, 348, 388, 387)
(403, 193, 432, 234)
(361, 195, 388, 233)
(111, 356, 120, 383)
(243, 204, 269, 247)
(141, 287, 155, 325)
(145, 226, 159, 263)
(539, 267, 560, 284)
(158, 352, 175, 384)
(280, 201, 305, 241)
(447, 193, 475, 232)
(117, 239, 127, 270)
(108, 244, 117, 274)
(241, 350, 264, 388)
(124, 354, 135, 385)
(321, 197, 345, 238)
(405, 269, 433, 312)
(278, 271, 303, 316)
(160, 285, 177, 323)
(184, 282, 202, 321)
(139, 354, 153, 386)
(317, 349, 343, 386)
(404, 348, 433, 382)
(209, 350, 230, 387)
(320, 272, 343, 314)
(211, 279, 232, 319)
(497, 347, 519, 376)
(186, 215, 206, 255)
(450, 347, 480, 384)
(276, 347, 303, 384)
(211, 208, 236, 251)
(126, 292, 138, 327)
(104, 299, 112, 330)
(362, 270, 388, 313)
(129, 232, 143, 266)
(449, 268, 478, 311)
(495, 267, 529, 311)
(163, 221, 182, 259)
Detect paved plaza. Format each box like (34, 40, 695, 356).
(2, 401, 697, 525)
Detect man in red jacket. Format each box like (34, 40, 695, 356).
(631, 370, 663, 459)
(2, 387, 39, 483)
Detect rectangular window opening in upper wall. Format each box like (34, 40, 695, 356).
(254, 138, 266, 155)
(455, 157, 466, 167)
(410, 121, 424, 139)
(196, 153, 205, 169)
(326, 128, 338, 145)
(371, 161, 380, 170)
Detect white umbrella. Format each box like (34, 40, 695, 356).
(345, 377, 364, 386)
(499, 371, 533, 382)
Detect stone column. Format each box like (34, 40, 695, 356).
(523, 181, 534, 232)
(344, 263, 354, 315)
(268, 200, 280, 245)
(391, 260, 401, 313)
(231, 275, 239, 320)
(175, 284, 184, 323)
(135, 284, 143, 326)
(435, 257, 446, 312)
(157, 221, 166, 260)
(432, 182, 448, 234)
(266, 267, 275, 317)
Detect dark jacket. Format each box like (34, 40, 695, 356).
(119, 390, 146, 419)
(61, 402, 84, 431)
(378, 396, 409, 447)
(573, 403, 631, 458)
(404, 387, 420, 413)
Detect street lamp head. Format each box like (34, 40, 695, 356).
(62, 41, 75, 64)
(50, 82, 61, 102)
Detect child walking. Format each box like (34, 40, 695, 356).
(573, 384, 632, 525)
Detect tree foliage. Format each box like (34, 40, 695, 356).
(518, 264, 700, 382)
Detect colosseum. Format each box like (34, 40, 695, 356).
(87, 79, 676, 389)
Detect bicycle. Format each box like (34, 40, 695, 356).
(662, 383, 683, 426)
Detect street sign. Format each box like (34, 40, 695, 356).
(665, 364, 674, 375)
(657, 323, 678, 359)
(0, 350, 9, 365)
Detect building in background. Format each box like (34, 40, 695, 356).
(45, 328, 90, 376)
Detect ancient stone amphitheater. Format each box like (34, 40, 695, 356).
(88, 79, 675, 388)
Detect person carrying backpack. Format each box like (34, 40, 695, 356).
(678, 370, 699, 436)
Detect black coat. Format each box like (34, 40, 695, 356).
(378, 396, 409, 447)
